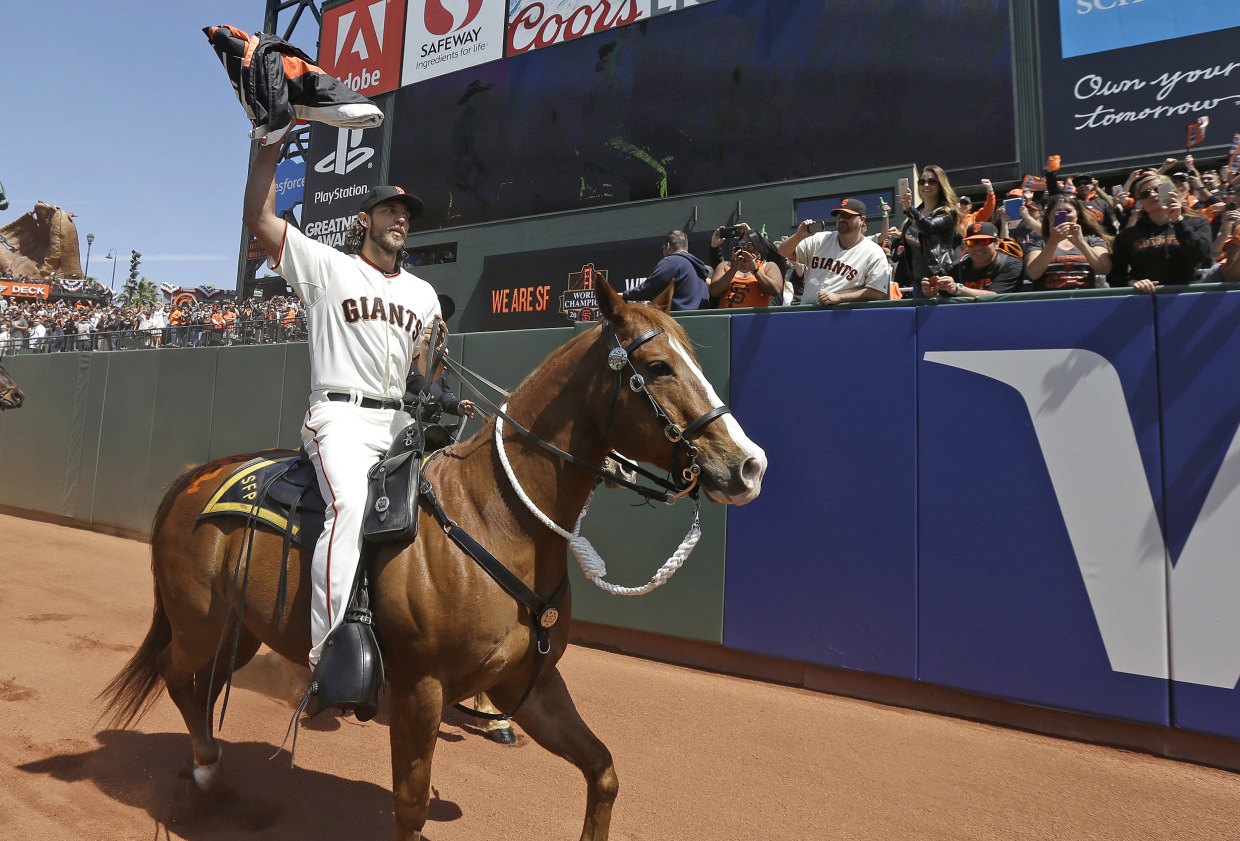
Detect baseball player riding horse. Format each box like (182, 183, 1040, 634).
(99, 279, 767, 841)
(0, 361, 24, 410)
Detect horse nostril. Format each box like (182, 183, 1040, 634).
(740, 456, 764, 487)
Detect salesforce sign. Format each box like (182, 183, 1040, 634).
(275, 157, 306, 215)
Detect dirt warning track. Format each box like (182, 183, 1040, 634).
(1, 512, 1239, 840)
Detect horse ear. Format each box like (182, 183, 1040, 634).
(652, 280, 674, 314)
(593, 271, 627, 323)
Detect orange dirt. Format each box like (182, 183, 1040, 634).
(2, 512, 1240, 840)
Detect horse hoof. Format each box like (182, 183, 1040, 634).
(192, 759, 223, 792)
(486, 726, 517, 745)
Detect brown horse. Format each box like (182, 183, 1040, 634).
(0, 360, 24, 409)
(99, 280, 767, 840)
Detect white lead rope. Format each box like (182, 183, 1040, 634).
(495, 408, 700, 595)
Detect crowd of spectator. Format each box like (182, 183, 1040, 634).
(5, 155, 1239, 348)
(638, 154, 1240, 310)
(0, 296, 305, 355)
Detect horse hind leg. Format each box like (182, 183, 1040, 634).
(156, 619, 262, 794)
(503, 666, 618, 841)
(189, 626, 263, 791)
(474, 692, 517, 744)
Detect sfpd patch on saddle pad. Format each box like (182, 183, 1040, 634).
(198, 452, 324, 547)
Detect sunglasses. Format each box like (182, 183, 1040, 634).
(918, 177, 939, 186)
(1137, 188, 1161, 199)
(964, 237, 996, 247)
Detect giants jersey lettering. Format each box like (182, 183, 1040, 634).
(794, 231, 891, 304)
(271, 222, 441, 400)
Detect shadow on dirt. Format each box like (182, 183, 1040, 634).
(18, 729, 464, 839)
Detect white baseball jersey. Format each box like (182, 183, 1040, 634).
(271, 222, 441, 401)
(794, 231, 891, 304)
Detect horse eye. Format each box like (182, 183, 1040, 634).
(647, 360, 673, 377)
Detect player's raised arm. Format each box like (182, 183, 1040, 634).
(242, 140, 286, 262)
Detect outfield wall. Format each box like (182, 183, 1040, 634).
(5, 287, 1240, 748)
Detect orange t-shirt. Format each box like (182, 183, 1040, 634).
(718, 260, 775, 309)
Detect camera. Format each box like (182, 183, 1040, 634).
(719, 226, 743, 239)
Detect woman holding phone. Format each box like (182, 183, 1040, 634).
(1024, 194, 1113, 290)
(1109, 174, 1212, 293)
(894, 165, 962, 297)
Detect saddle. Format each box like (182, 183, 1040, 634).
(197, 421, 437, 721)
(196, 421, 439, 549)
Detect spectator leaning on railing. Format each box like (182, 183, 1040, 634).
(1110, 174, 1213, 294)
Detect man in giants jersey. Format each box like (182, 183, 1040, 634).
(244, 140, 441, 667)
(778, 199, 890, 306)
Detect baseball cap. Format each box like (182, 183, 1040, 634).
(1007, 188, 1024, 197)
(359, 185, 424, 218)
(959, 195, 973, 205)
(830, 198, 867, 217)
(964, 221, 999, 241)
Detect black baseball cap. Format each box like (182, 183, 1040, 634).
(359, 185, 424, 218)
(830, 198, 867, 217)
(964, 221, 999, 241)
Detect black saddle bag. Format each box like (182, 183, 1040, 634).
(363, 422, 424, 544)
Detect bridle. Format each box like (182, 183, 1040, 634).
(437, 320, 733, 503)
(601, 323, 732, 498)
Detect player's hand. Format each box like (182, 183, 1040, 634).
(457, 399, 476, 418)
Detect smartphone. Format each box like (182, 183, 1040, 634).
(1157, 181, 1173, 205)
(898, 177, 910, 198)
(1003, 197, 1023, 219)
(719, 226, 742, 238)
(1053, 209, 1069, 226)
(806, 220, 825, 235)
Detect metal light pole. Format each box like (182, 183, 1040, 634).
(85, 233, 95, 279)
(105, 248, 118, 290)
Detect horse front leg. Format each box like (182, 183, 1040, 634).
(388, 675, 445, 841)
(505, 665, 618, 841)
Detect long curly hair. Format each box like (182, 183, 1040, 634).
(341, 216, 408, 265)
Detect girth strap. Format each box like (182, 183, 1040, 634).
(419, 479, 568, 720)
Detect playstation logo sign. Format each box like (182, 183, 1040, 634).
(314, 128, 374, 176)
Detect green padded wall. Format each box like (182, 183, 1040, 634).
(141, 347, 224, 531)
(91, 350, 161, 532)
(208, 346, 288, 460)
(0, 354, 73, 515)
(277, 342, 312, 450)
(72, 354, 112, 524)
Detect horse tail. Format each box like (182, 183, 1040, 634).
(96, 577, 171, 728)
(96, 462, 205, 728)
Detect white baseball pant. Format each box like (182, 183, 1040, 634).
(302, 392, 410, 666)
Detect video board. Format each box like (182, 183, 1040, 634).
(384, 0, 1016, 231)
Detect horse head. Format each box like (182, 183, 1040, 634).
(0, 363, 23, 410)
(593, 279, 766, 505)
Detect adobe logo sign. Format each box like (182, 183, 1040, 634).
(320, 0, 407, 97)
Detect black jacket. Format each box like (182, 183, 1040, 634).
(895, 206, 962, 296)
(204, 25, 382, 145)
(1109, 215, 1212, 287)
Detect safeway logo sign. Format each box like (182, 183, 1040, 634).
(315, 128, 375, 176)
(424, 0, 485, 35)
(320, 0, 406, 96)
(927, 348, 1240, 689)
(402, 0, 505, 85)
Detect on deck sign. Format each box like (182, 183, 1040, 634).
(321, 0, 407, 96)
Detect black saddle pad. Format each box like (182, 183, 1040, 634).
(198, 451, 325, 548)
